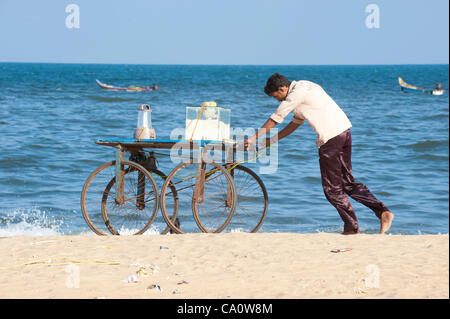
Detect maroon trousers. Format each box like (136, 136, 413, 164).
(318, 129, 389, 232)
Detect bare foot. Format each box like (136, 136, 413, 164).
(342, 229, 360, 235)
(380, 211, 394, 234)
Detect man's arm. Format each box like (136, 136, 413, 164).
(266, 120, 301, 146)
(244, 119, 302, 149)
(244, 118, 277, 149)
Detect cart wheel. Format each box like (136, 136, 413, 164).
(81, 161, 116, 235)
(100, 160, 159, 235)
(99, 168, 178, 235)
(149, 169, 179, 235)
(160, 161, 237, 234)
(224, 164, 268, 233)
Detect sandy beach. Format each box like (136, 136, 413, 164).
(0, 233, 447, 299)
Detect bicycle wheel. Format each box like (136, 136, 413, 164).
(100, 160, 159, 235)
(99, 167, 178, 235)
(127, 151, 179, 234)
(160, 161, 237, 234)
(149, 169, 179, 235)
(81, 161, 116, 235)
(224, 165, 268, 233)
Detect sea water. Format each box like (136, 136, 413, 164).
(0, 63, 448, 236)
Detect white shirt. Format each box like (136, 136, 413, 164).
(270, 80, 352, 148)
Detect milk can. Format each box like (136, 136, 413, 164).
(134, 104, 156, 140)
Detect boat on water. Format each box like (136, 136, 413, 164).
(95, 79, 157, 92)
(398, 77, 445, 96)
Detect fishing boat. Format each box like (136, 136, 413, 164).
(398, 77, 445, 96)
(95, 79, 155, 92)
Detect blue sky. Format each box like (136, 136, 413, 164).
(0, 0, 448, 65)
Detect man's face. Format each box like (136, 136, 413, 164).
(270, 86, 289, 102)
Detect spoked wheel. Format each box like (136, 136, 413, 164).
(100, 160, 159, 235)
(81, 160, 159, 235)
(81, 161, 116, 235)
(148, 169, 179, 235)
(160, 160, 237, 234)
(127, 151, 179, 234)
(224, 164, 268, 233)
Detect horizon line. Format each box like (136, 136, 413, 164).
(1, 61, 449, 67)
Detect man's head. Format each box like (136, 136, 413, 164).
(264, 73, 291, 101)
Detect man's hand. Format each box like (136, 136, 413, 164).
(244, 137, 274, 150)
(244, 118, 278, 150)
(243, 138, 255, 151)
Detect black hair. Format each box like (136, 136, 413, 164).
(264, 73, 291, 95)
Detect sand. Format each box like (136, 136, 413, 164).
(0, 233, 448, 299)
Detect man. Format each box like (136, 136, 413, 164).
(244, 73, 394, 235)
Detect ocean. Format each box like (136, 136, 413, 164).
(0, 63, 448, 236)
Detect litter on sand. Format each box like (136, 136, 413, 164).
(330, 248, 352, 253)
(355, 287, 366, 294)
(129, 263, 159, 275)
(136, 267, 149, 277)
(147, 284, 162, 292)
(122, 275, 139, 283)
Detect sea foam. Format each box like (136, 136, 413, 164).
(0, 207, 63, 236)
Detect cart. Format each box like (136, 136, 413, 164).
(80, 138, 268, 235)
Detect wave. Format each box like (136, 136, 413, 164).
(284, 153, 309, 160)
(303, 176, 321, 182)
(420, 114, 449, 120)
(86, 95, 132, 102)
(0, 207, 63, 236)
(403, 140, 449, 151)
(0, 207, 161, 236)
(415, 154, 449, 161)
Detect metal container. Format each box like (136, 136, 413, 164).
(134, 104, 156, 140)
